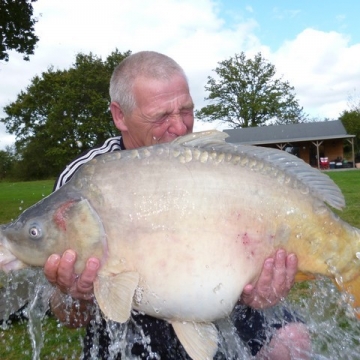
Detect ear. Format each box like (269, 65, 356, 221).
(110, 102, 128, 132)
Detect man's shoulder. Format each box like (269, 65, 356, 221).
(53, 136, 123, 191)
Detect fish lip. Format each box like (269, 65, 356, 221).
(0, 230, 26, 273)
(0, 257, 27, 273)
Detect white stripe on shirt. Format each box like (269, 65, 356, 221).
(53, 136, 122, 191)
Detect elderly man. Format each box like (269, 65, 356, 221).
(45, 51, 310, 359)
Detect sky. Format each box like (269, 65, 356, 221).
(1, 0, 360, 150)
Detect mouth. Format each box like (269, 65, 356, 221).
(0, 242, 26, 273)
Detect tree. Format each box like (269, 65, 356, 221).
(0, 145, 16, 179)
(0, 0, 39, 62)
(195, 52, 307, 128)
(340, 109, 360, 157)
(1, 49, 131, 180)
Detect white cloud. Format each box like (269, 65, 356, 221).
(271, 28, 360, 118)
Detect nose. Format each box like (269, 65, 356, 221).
(168, 114, 188, 136)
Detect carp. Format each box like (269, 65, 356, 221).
(0, 130, 360, 360)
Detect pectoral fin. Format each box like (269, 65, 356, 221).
(171, 320, 218, 360)
(94, 271, 140, 323)
(295, 271, 316, 282)
(55, 198, 106, 274)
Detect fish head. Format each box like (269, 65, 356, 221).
(0, 191, 76, 271)
(0, 211, 59, 270)
(0, 189, 106, 274)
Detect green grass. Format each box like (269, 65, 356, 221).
(0, 180, 54, 224)
(0, 170, 359, 359)
(0, 315, 84, 359)
(326, 169, 360, 228)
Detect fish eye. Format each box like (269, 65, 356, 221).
(29, 225, 42, 240)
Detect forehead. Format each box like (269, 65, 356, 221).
(133, 75, 193, 110)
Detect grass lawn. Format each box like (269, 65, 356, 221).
(0, 180, 54, 224)
(1, 315, 85, 359)
(326, 169, 360, 228)
(0, 169, 359, 358)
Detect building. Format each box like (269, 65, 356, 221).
(224, 120, 356, 169)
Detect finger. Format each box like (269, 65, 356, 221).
(253, 258, 274, 301)
(285, 253, 298, 289)
(44, 254, 61, 284)
(240, 284, 259, 307)
(274, 249, 286, 270)
(56, 250, 77, 289)
(258, 258, 275, 289)
(272, 249, 287, 293)
(76, 258, 99, 294)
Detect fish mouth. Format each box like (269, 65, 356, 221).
(0, 243, 26, 273)
(0, 228, 27, 273)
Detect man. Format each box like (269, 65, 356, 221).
(45, 51, 311, 359)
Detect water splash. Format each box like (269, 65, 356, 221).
(1, 273, 360, 359)
(0, 269, 53, 359)
(287, 277, 360, 359)
(27, 274, 53, 360)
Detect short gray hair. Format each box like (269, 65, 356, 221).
(109, 51, 187, 115)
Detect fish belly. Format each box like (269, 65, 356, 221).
(92, 153, 292, 323)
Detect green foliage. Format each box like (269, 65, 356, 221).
(0, 146, 16, 179)
(195, 52, 307, 128)
(340, 109, 360, 157)
(0, 0, 39, 62)
(1, 49, 131, 180)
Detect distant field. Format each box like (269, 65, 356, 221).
(326, 169, 360, 228)
(0, 169, 359, 359)
(0, 180, 54, 224)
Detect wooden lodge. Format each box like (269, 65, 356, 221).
(224, 120, 356, 169)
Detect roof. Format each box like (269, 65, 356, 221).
(223, 120, 355, 145)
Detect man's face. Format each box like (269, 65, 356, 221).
(123, 74, 194, 148)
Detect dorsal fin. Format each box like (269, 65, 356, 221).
(172, 130, 345, 210)
(172, 130, 228, 147)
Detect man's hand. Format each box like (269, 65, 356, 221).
(44, 249, 100, 301)
(240, 249, 298, 309)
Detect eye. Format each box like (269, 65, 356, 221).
(29, 225, 42, 240)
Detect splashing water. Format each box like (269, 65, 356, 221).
(0, 269, 53, 359)
(1, 272, 360, 359)
(287, 277, 360, 360)
(27, 275, 53, 360)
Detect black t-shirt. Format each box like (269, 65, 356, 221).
(82, 305, 299, 359)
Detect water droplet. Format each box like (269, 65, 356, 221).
(134, 286, 143, 304)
